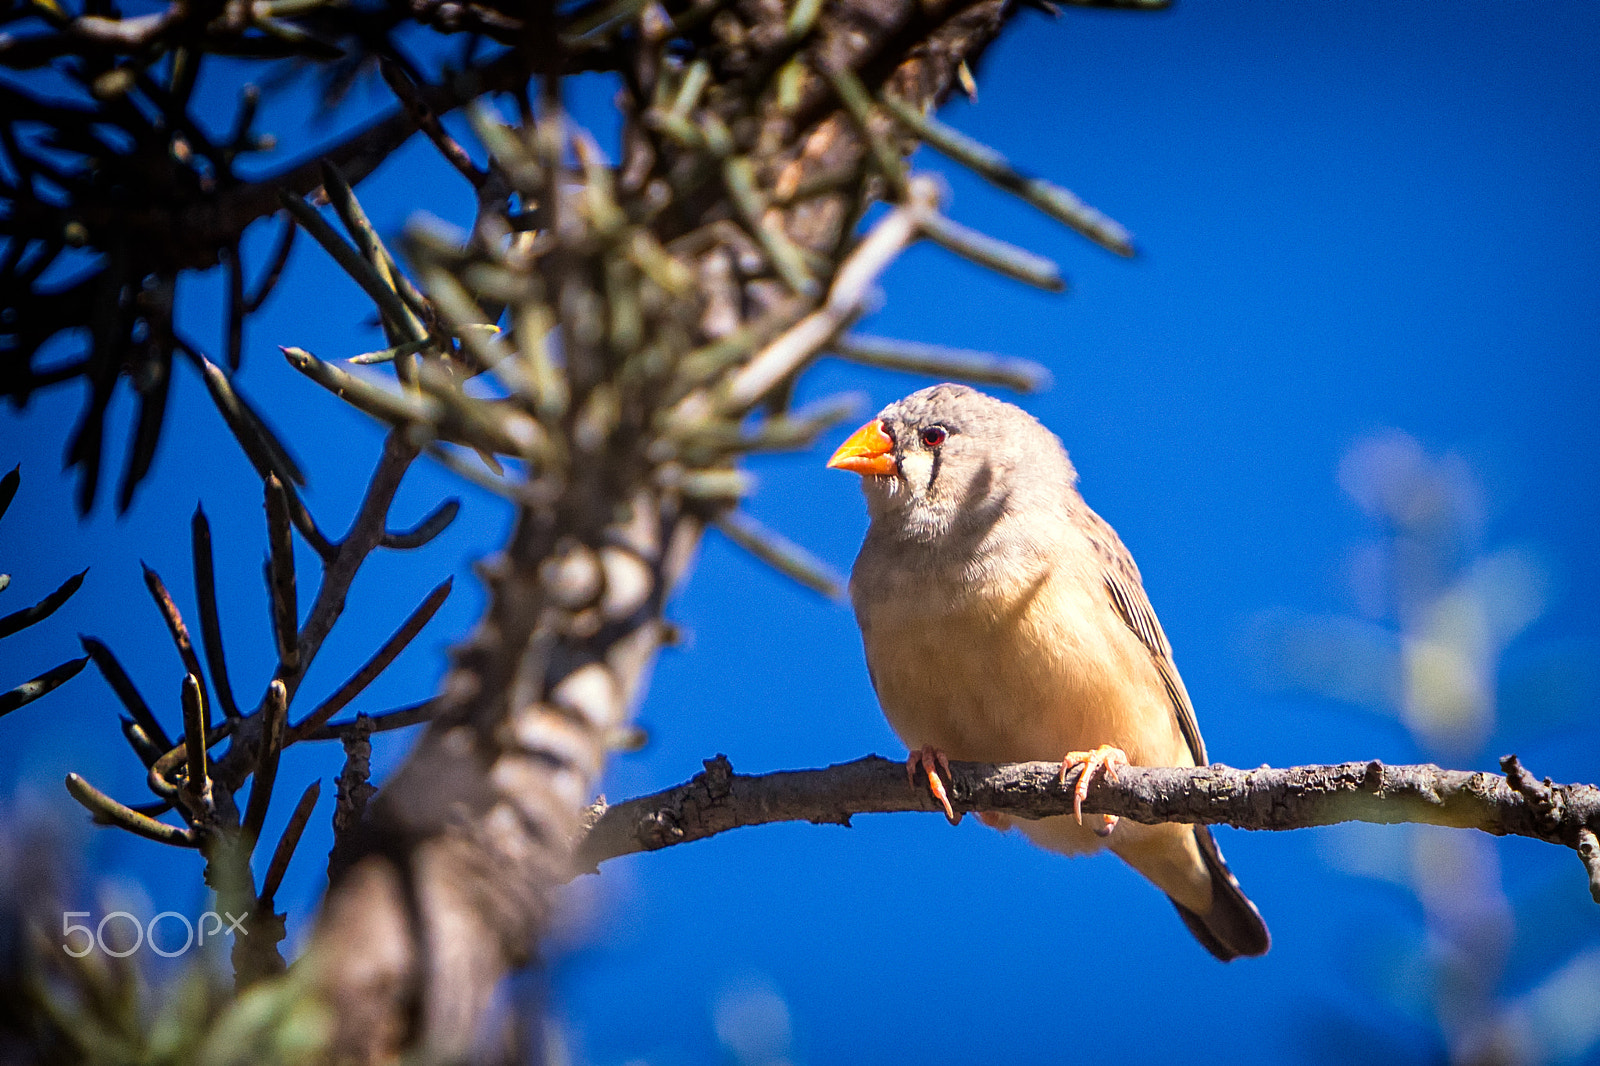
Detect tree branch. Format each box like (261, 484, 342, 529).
(579, 754, 1600, 892)
(294, 0, 1036, 1054)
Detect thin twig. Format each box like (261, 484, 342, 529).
(281, 345, 438, 428)
(242, 680, 288, 851)
(0, 656, 89, 717)
(0, 568, 87, 638)
(0, 465, 18, 521)
(264, 475, 300, 669)
(119, 716, 164, 767)
(64, 772, 195, 847)
(830, 334, 1049, 393)
(261, 779, 321, 907)
(279, 191, 426, 347)
(179, 673, 212, 814)
(715, 177, 940, 414)
(303, 699, 438, 742)
(379, 57, 488, 188)
(290, 432, 423, 694)
(319, 160, 430, 347)
(224, 241, 246, 371)
(286, 577, 452, 744)
(80, 636, 172, 750)
(244, 213, 298, 313)
(191, 505, 241, 719)
(141, 562, 208, 698)
(180, 340, 310, 490)
(713, 513, 841, 599)
(880, 92, 1135, 257)
(381, 499, 461, 550)
(920, 212, 1065, 291)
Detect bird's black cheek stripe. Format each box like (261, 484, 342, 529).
(927, 447, 943, 493)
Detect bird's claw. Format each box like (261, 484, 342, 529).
(1058, 744, 1129, 827)
(907, 745, 958, 824)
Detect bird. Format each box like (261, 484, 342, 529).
(827, 383, 1270, 961)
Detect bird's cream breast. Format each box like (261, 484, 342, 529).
(856, 547, 1190, 770)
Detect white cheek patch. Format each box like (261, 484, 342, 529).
(899, 450, 935, 495)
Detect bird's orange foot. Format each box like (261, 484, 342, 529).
(907, 745, 958, 825)
(1057, 744, 1129, 828)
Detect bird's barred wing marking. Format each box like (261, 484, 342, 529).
(1102, 569, 1208, 768)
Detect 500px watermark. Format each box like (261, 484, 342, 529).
(62, 911, 248, 958)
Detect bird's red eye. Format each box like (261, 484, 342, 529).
(919, 425, 948, 448)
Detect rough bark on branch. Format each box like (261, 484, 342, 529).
(579, 753, 1600, 891)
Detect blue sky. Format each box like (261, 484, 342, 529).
(3, 0, 1599, 1062)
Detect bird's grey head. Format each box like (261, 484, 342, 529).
(828, 383, 1077, 544)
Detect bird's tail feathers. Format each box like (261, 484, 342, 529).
(1170, 826, 1270, 962)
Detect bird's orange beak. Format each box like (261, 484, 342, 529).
(827, 419, 897, 476)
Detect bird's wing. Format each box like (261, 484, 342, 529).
(1095, 527, 1209, 768)
(1084, 515, 1269, 958)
